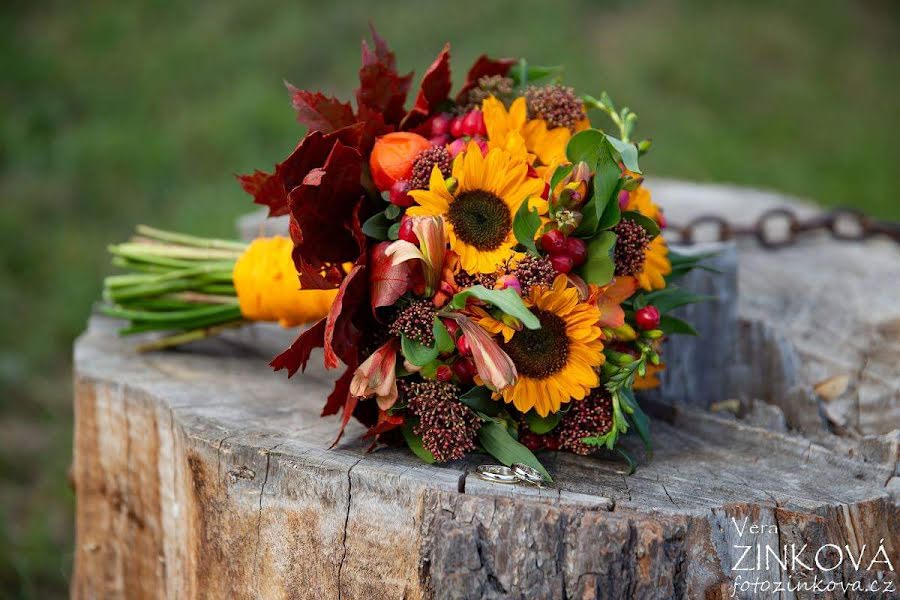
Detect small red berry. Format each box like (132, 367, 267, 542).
(449, 115, 466, 138)
(429, 134, 450, 147)
(635, 306, 661, 331)
(543, 435, 561, 451)
(540, 229, 567, 255)
(565, 237, 588, 266)
(442, 318, 460, 339)
(430, 112, 453, 137)
(450, 358, 476, 384)
(389, 180, 415, 207)
(461, 110, 484, 137)
(447, 138, 467, 158)
(550, 253, 574, 273)
(456, 334, 471, 356)
(398, 216, 419, 245)
(472, 136, 489, 156)
(436, 365, 453, 382)
(519, 431, 544, 451)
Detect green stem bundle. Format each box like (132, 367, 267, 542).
(101, 226, 249, 351)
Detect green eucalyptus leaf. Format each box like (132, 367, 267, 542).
(362, 211, 392, 241)
(402, 422, 436, 464)
(433, 317, 455, 353)
(513, 199, 542, 255)
(576, 231, 616, 286)
(478, 421, 552, 482)
(525, 411, 561, 435)
(510, 59, 563, 86)
(658, 315, 699, 336)
(621, 210, 660, 239)
(449, 285, 540, 330)
(387, 222, 401, 241)
(384, 203, 402, 220)
(605, 135, 641, 174)
(459, 386, 502, 416)
(401, 334, 439, 366)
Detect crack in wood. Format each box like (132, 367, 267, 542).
(337, 458, 362, 600)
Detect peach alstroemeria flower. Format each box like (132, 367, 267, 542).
(589, 276, 639, 329)
(350, 338, 399, 410)
(385, 216, 446, 297)
(453, 314, 517, 391)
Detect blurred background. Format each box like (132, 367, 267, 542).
(1, 0, 898, 596)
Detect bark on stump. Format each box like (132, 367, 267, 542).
(73, 180, 900, 599)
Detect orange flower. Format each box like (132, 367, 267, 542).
(588, 276, 639, 329)
(350, 338, 400, 409)
(369, 132, 431, 191)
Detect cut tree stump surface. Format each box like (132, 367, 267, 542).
(74, 179, 900, 599)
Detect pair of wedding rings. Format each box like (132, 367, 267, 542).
(475, 463, 548, 487)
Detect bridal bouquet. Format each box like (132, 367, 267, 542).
(102, 28, 709, 476)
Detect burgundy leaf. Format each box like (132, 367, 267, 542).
(328, 394, 359, 449)
(369, 241, 411, 308)
(322, 361, 357, 417)
(401, 44, 451, 130)
(363, 410, 404, 439)
(323, 264, 367, 369)
(455, 55, 516, 103)
(356, 27, 412, 126)
(285, 84, 357, 133)
(269, 318, 326, 377)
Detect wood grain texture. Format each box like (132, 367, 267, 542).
(73, 180, 900, 598)
(73, 316, 898, 599)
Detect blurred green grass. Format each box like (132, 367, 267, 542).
(1, 0, 897, 596)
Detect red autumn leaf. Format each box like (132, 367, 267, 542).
(400, 44, 452, 130)
(322, 361, 357, 417)
(369, 241, 411, 308)
(455, 55, 516, 103)
(363, 410, 404, 439)
(356, 26, 412, 126)
(329, 394, 359, 449)
(289, 142, 364, 267)
(323, 264, 367, 369)
(269, 318, 326, 377)
(285, 84, 357, 133)
(237, 125, 363, 216)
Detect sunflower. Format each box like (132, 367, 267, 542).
(407, 142, 544, 274)
(498, 275, 604, 416)
(625, 185, 672, 291)
(482, 96, 587, 175)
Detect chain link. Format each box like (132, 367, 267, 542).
(667, 207, 900, 249)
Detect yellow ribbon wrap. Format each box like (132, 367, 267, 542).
(233, 236, 337, 327)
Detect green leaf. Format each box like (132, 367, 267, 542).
(615, 447, 637, 475)
(550, 163, 574, 191)
(459, 386, 502, 416)
(605, 135, 641, 174)
(449, 285, 540, 330)
(478, 421, 552, 482)
(401, 423, 436, 464)
(568, 131, 620, 237)
(513, 199, 542, 255)
(510, 59, 563, 86)
(621, 210, 660, 240)
(566, 128, 606, 164)
(619, 388, 652, 457)
(362, 211, 392, 240)
(401, 334, 439, 366)
(433, 317, 455, 353)
(658, 315, 699, 336)
(576, 231, 616, 286)
(387, 222, 401, 241)
(638, 287, 713, 314)
(384, 203, 402, 220)
(525, 411, 561, 435)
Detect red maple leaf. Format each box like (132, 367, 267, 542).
(455, 55, 516, 104)
(323, 264, 367, 370)
(369, 241, 411, 308)
(285, 84, 357, 133)
(400, 43, 452, 130)
(269, 318, 326, 377)
(356, 25, 412, 127)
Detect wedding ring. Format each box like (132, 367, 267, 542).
(511, 463, 546, 487)
(476, 464, 519, 484)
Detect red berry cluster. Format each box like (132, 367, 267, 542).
(430, 110, 487, 159)
(539, 229, 587, 274)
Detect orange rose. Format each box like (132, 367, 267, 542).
(369, 132, 431, 191)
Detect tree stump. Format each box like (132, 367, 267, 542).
(74, 180, 900, 599)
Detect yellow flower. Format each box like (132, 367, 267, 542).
(407, 142, 544, 274)
(625, 185, 672, 291)
(471, 306, 517, 343)
(499, 275, 605, 416)
(482, 96, 587, 175)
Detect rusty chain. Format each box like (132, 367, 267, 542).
(667, 207, 900, 249)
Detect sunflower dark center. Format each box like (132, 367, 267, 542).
(446, 190, 512, 251)
(502, 309, 570, 379)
